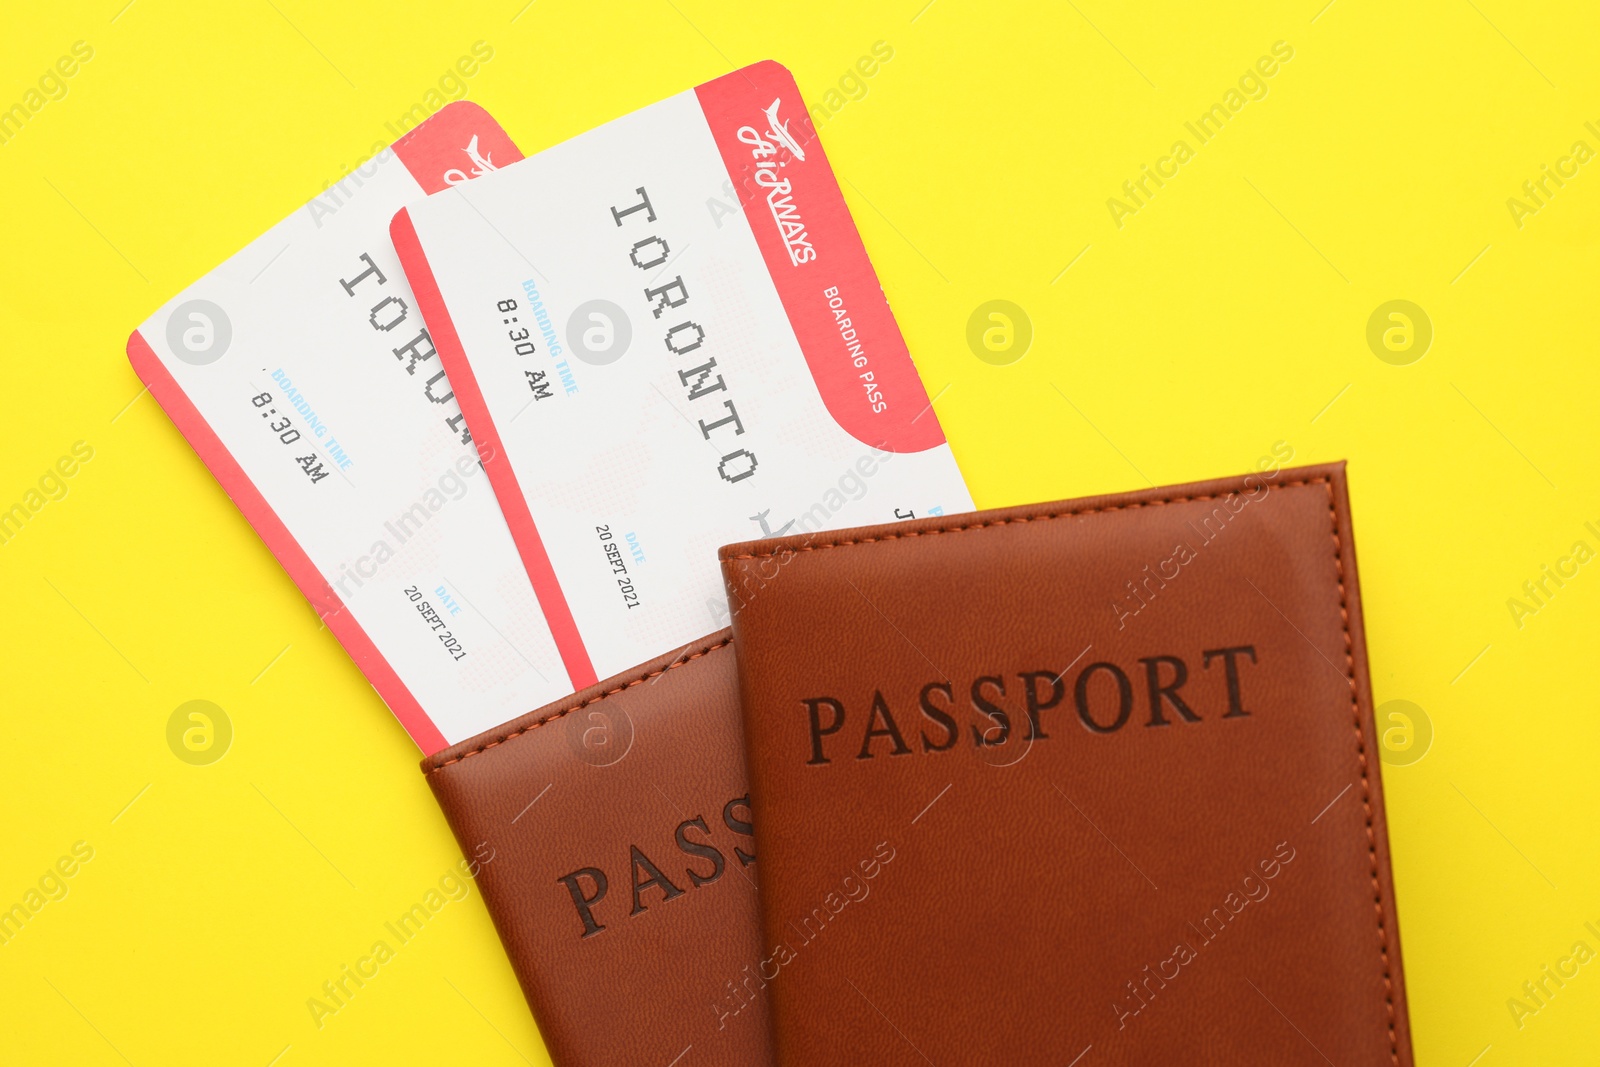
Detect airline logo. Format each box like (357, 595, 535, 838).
(762, 98, 807, 161)
(443, 134, 500, 186)
(736, 97, 813, 265)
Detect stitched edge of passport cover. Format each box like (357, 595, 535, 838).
(426, 633, 731, 771)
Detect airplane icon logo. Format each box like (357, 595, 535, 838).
(762, 99, 807, 162)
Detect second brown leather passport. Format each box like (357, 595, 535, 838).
(720, 463, 1412, 1065)
(422, 631, 774, 1067)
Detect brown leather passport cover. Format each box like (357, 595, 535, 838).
(720, 463, 1412, 1066)
(421, 631, 774, 1067)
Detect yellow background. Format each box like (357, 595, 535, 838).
(3, 1, 1596, 1063)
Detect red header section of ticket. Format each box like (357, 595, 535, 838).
(393, 100, 524, 195)
(694, 62, 945, 454)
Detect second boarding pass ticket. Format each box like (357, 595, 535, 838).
(393, 61, 973, 687)
(128, 103, 570, 751)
